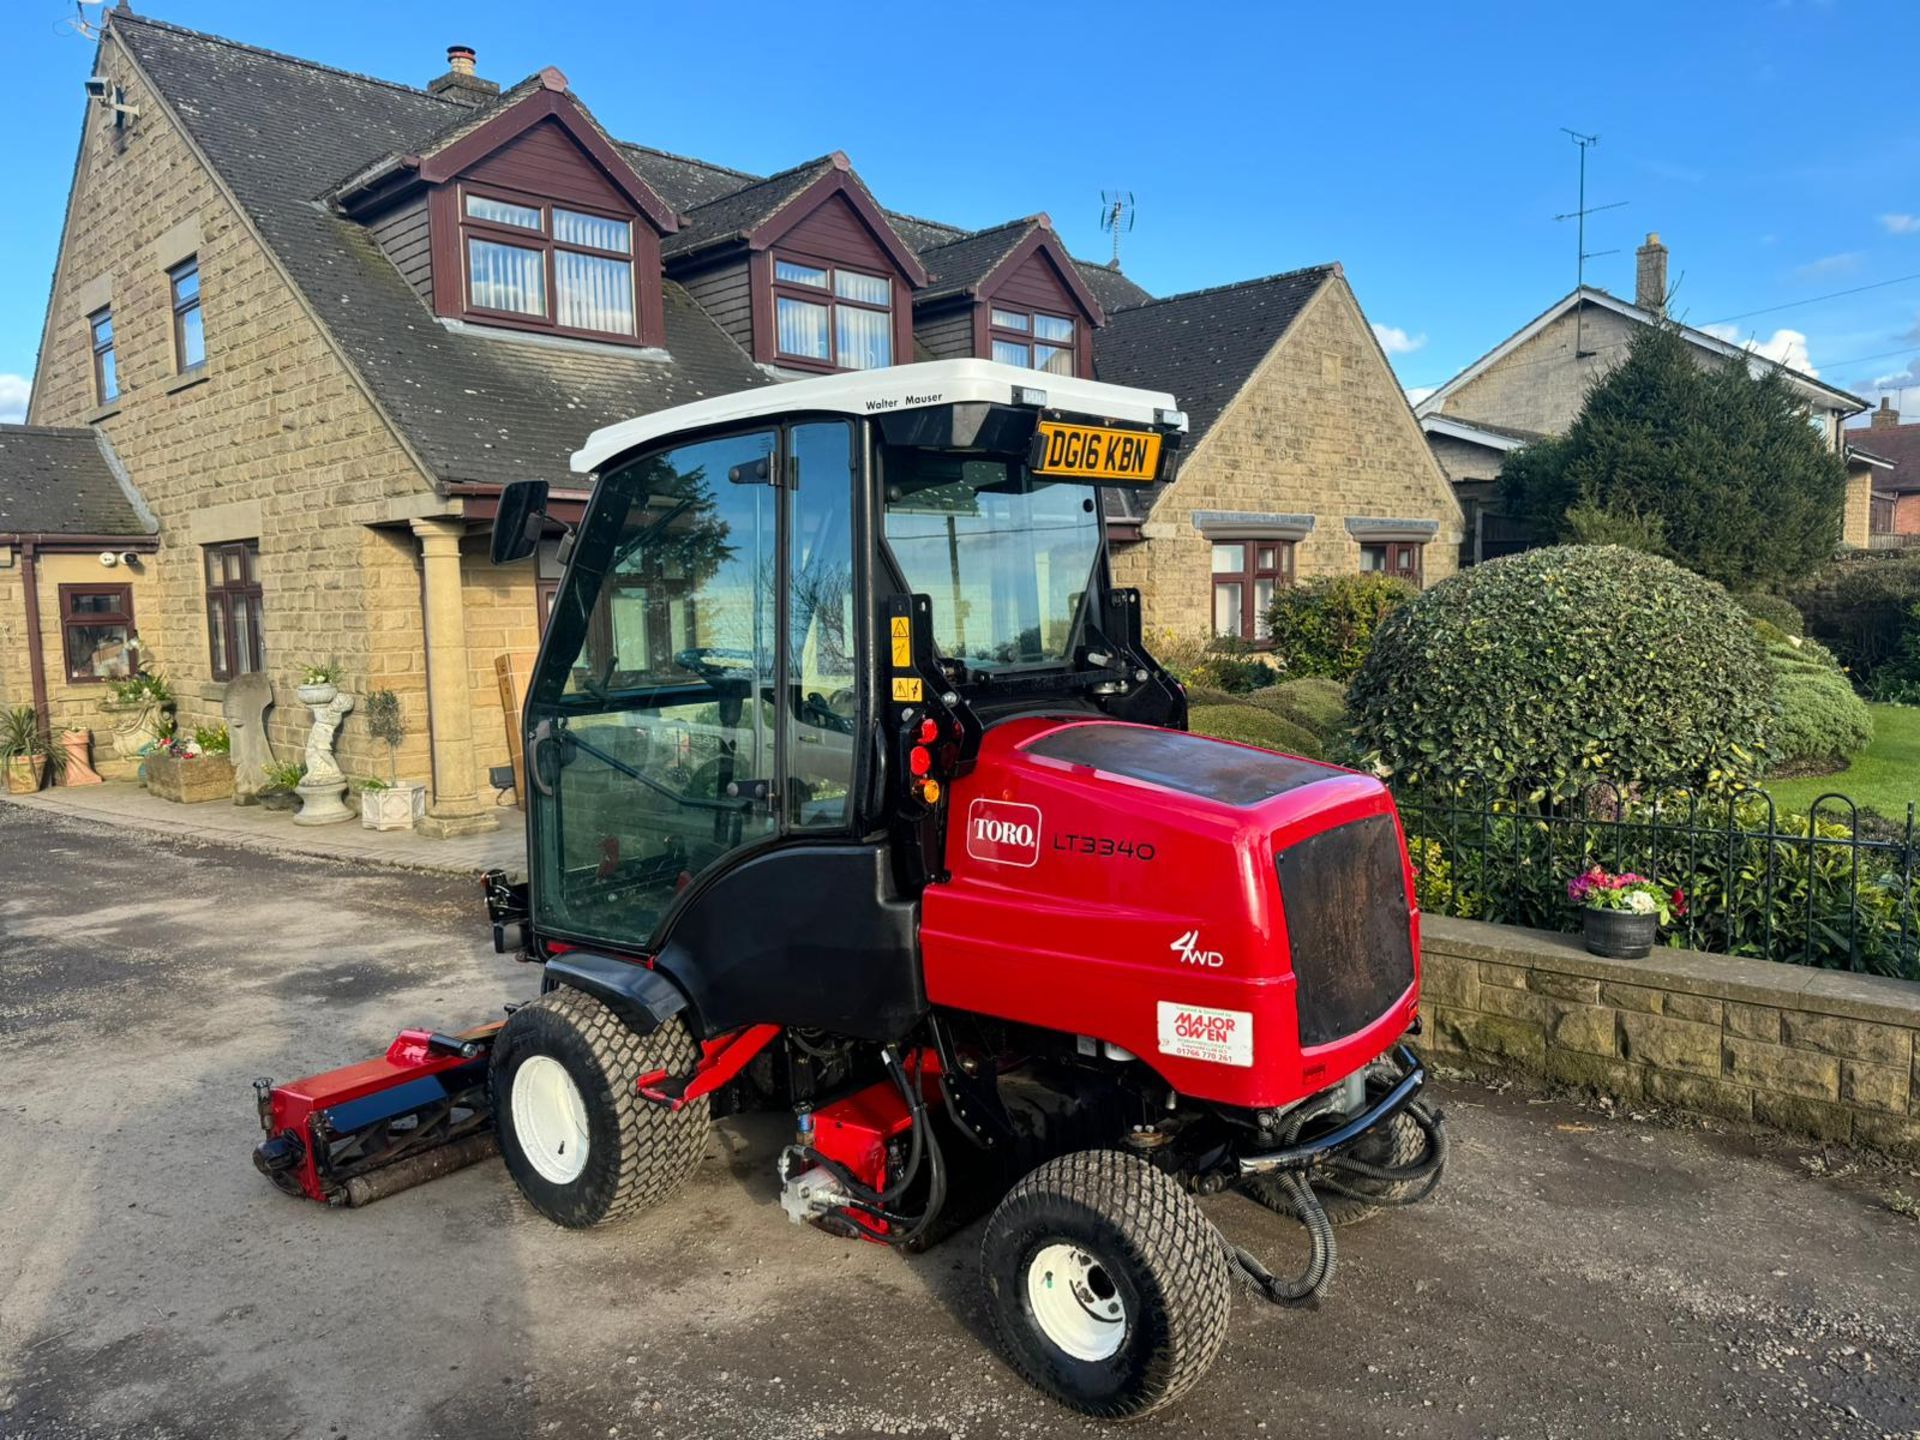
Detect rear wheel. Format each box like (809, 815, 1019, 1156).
(980, 1150, 1231, 1419)
(492, 987, 709, 1228)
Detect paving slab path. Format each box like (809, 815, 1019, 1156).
(0, 804, 1915, 1439)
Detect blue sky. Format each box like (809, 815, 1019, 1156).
(4, 0, 1919, 425)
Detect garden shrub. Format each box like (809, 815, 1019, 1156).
(1264, 573, 1415, 681)
(1187, 704, 1322, 759)
(1767, 641, 1873, 770)
(1349, 545, 1775, 801)
(1794, 554, 1920, 686)
(1185, 646, 1279, 695)
(1250, 677, 1348, 742)
(1735, 592, 1803, 637)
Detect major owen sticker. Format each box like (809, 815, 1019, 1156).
(1156, 1001, 1254, 1067)
(966, 799, 1042, 867)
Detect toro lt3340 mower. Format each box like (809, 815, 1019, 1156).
(252, 359, 1446, 1419)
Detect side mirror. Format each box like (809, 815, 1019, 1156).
(490, 480, 549, 566)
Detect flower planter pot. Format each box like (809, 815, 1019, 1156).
(60, 729, 103, 785)
(100, 696, 174, 763)
(360, 781, 426, 832)
(1583, 906, 1658, 960)
(4, 755, 47, 795)
(296, 682, 338, 707)
(146, 753, 236, 804)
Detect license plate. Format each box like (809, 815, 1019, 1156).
(1032, 421, 1162, 483)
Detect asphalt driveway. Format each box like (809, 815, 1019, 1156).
(1, 802, 1916, 1439)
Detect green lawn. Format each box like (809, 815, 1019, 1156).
(1767, 703, 1920, 821)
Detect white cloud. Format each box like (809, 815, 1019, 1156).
(1372, 323, 1426, 356)
(0, 373, 28, 425)
(1702, 323, 1819, 377)
(1792, 252, 1863, 281)
(1880, 214, 1920, 235)
(1404, 385, 1437, 407)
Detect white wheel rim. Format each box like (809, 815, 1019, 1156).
(1026, 1242, 1127, 1362)
(511, 1054, 590, 1185)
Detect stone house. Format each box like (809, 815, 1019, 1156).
(1851, 399, 1920, 546)
(1097, 267, 1462, 639)
(1418, 233, 1874, 565)
(6, 10, 1457, 833)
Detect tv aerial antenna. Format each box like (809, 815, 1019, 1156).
(1100, 191, 1135, 269)
(1553, 129, 1628, 357)
(62, 2, 107, 40)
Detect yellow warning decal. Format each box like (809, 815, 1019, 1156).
(892, 676, 924, 702)
(891, 635, 912, 667)
(891, 616, 912, 637)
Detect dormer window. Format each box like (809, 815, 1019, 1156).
(772, 256, 893, 370)
(459, 186, 637, 338)
(989, 307, 1075, 375)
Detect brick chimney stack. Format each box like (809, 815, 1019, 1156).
(429, 45, 501, 106)
(1873, 396, 1901, 429)
(1635, 232, 1669, 314)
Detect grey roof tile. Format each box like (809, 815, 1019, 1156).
(0, 426, 152, 537)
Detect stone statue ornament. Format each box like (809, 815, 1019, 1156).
(293, 689, 356, 826)
(222, 671, 275, 804)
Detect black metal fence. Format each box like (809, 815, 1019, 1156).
(1392, 778, 1920, 981)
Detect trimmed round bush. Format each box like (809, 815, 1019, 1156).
(1187, 704, 1323, 759)
(1735, 592, 1804, 637)
(1265, 573, 1416, 681)
(1763, 633, 1872, 770)
(1348, 545, 1774, 799)
(1250, 677, 1348, 738)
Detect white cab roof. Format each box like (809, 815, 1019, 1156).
(570, 358, 1183, 474)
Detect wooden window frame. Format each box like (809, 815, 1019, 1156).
(456, 182, 641, 343)
(1361, 540, 1424, 587)
(205, 540, 265, 682)
(768, 250, 894, 373)
(169, 257, 205, 373)
(57, 583, 137, 683)
(89, 307, 117, 405)
(987, 305, 1075, 375)
(1210, 540, 1295, 643)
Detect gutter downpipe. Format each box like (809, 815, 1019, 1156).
(20, 540, 50, 729)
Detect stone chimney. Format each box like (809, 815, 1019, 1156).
(1872, 396, 1901, 429)
(1635, 232, 1669, 314)
(428, 45, 500, 107)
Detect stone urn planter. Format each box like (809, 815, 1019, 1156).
(296, 681, 338, 708)
(146, 752, 236, 804)
(360, 781, 427, 832)
(101, 696, 174, 762)
(1583, 906, 1657, 960)
(60, 728, 104, 785)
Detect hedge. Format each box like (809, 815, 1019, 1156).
(1735, 592, 1805, 637)
(1187, 704, 1323, 759)
(1764, 633, 1872, 770)
(1264, 573, 1416, 681)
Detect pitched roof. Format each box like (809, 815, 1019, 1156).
(1415, 286, 1868, 420)
(114, 13, 767, 490)
(661, 155, 839, 259)
(916, 219, 1042, 302)
(1845, 421, 1920, 493)
(0, 426, 153, 537)
(1092, 266, 1336, 520)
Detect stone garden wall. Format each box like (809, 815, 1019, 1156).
(1418, 916, 1920, 1160)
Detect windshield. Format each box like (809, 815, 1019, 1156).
(881, 451, 1102, 671)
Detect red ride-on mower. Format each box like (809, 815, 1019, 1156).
(252, 360, 1446, 1418)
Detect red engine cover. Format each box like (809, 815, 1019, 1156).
(922, 718, 1421, 1110)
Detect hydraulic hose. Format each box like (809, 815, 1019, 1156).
(1313, 1100, 1449, 1207)
(1227, 1171, 1337, 1304)
(796, 1046, 948, 1245)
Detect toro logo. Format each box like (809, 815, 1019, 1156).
(1169, 929, 1225, 968)
(966, 799, 1042, 867)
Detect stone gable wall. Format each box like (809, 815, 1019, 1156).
(1113, 280, 1463, 638)
(25, 34, 438, 783)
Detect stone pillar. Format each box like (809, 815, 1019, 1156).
(412, 517, 497, 838)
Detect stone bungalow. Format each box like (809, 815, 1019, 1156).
(1852, 399, 1920, 545)
(1418, 233, 1875, 565)
(5, 9, 1454, 835)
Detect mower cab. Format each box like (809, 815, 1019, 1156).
(254, 359, 1444, 1420)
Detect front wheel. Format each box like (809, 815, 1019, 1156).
(491, 987, 709, 1228)
(979, 1150, 1232, 1419)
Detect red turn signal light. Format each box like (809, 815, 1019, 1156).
(916, 717, 940, 744)
(908, 745, 932, 777)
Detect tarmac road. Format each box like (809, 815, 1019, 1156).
(1, 801, 1916, 1440)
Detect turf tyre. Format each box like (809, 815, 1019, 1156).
(980, 1149, 1232, 1419)
(492, 986, 708, 1228)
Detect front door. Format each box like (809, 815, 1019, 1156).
(525, 423, 859, 947)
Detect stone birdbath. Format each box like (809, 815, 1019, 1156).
(293, 688, 356, 826)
